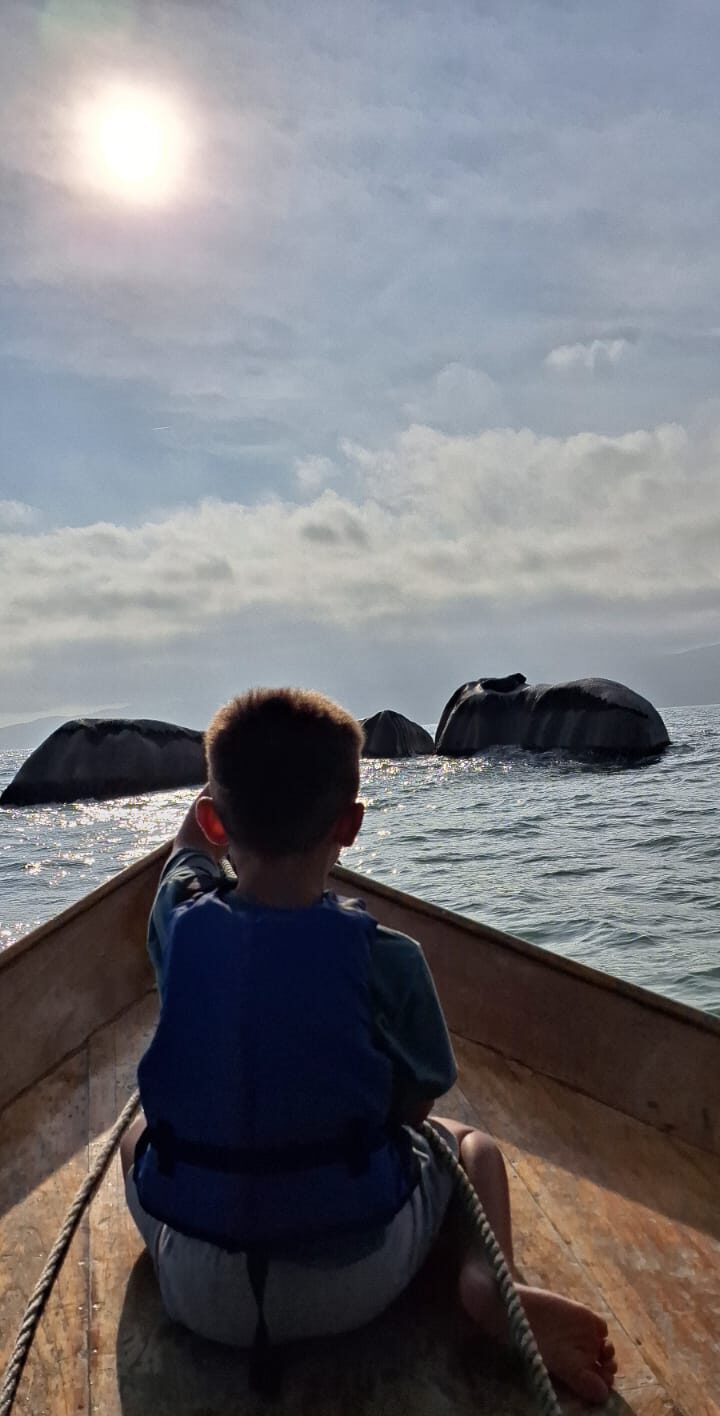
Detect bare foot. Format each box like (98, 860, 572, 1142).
(460, 1264, 617, 1405)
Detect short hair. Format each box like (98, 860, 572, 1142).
(205, 688, 363, 856)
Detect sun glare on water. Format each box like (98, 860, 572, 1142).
(78, 83, 189, 204)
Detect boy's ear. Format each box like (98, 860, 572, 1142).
(195, 794, 229, 847)
(335, 800, 365, 848)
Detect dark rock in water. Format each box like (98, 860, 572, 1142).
(435, 677, 670, 758)
(434, 672, 529, 746)
(361, 710, 435, 758)
(0, 718, 206, 806)
(478, 673, 527, 694)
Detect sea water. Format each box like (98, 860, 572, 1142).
(0, 704, 718, 1015)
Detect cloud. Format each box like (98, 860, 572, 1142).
(4, 0, 720, 477)
(4, 0, 720, 726)
(545, 339, 630, 372)
(0, 500, 36, 528)
(2, 419, 719, 682)
(401, 364, 505, 433)
(295, 455, 338, 491)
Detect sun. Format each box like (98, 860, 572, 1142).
(77, 83, 189, 204)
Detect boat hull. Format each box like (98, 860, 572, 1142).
(1, 849, 719, 1413)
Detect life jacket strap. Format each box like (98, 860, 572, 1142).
(143, 1117, 391, 1178)
(246, 1248, 281, 1396)
(133, 1122, 150, 1168)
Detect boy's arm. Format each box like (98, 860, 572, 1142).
(369, 927, 458, 1128)
(148, 791, 230, 998)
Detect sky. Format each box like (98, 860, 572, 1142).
(1, 0, 720, 729)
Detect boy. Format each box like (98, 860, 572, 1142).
(122, 687, 615, 1404)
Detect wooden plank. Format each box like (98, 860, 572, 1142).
(0, 847, 164, 1112)
(453, 1037, 720, 1415)
(0, 849, 715, 1413)
(0, 999, 708, 1416)
(619, 1395, 684, 1416)
(87, 993, 157, 1415)
(0, 1051, 90, 1415)
(444, 1080, 673, 1410)
(332, 864, 720, 1157)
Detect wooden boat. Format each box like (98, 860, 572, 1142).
(1, 844, 719, 1415)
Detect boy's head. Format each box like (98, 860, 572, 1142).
(203, 687, 364, 858)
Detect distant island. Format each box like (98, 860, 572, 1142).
(640, 642, 720, 711)
(0, 715, 92, 752)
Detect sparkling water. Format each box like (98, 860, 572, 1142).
(1, 704, 718, 1015)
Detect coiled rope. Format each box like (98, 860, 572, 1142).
(0, 1098, 560, 1416)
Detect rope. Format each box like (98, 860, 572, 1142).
(422, 1120, 562, 1416)
(0, 1095, 559, 1416)
(0, 1088, 141, 1416)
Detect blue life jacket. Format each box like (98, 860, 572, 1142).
(134, 891, 418, 1251)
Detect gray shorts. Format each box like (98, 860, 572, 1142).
(125, 1123, 457, 1346)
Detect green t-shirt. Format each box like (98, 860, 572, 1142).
(147, 849, 457, 1120)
